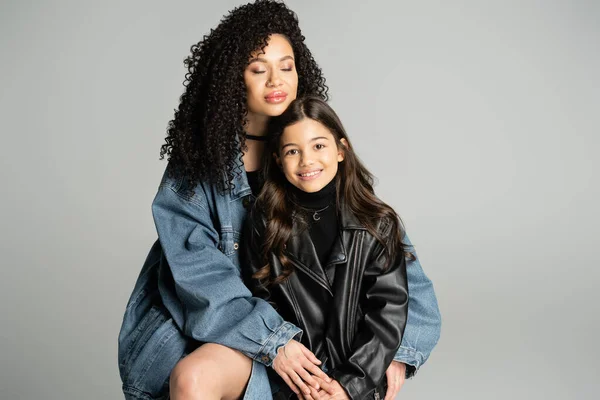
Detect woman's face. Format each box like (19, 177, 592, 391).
(276, 118, 345, 193)
(244, 34, 299, 120)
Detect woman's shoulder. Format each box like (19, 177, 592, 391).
(154, 164, 215, 207)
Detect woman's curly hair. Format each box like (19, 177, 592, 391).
(159, 0, 328, 192)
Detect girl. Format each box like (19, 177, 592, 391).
(244, 97, 409, 400)
(117, 1, 441, 400)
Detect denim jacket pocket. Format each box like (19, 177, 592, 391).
(120, 305, 167, 381)
(218, 230, 242, 264)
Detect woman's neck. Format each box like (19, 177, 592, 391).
(244, 112, 269, 137)
(242, 112, 270, 172)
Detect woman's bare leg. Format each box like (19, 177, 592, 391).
(170, 343, 253, 400)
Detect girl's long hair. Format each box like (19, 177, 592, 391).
(254, 97, 409, 286)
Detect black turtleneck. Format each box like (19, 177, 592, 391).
(288, 178, 339, 278)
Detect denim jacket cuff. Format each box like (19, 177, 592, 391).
(255, 322, 302, 367)
(393, 346, 425, 378)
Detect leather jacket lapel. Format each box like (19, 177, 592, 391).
(284, 223, 333, 295)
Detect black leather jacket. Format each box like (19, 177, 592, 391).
(243, 204, 409, 399)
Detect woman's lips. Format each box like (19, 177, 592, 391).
(265, 91, 287, 104)
(297, 170, 322, 181)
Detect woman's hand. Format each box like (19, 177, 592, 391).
(272, 340, 332, 398)
(384, 361, 406, 400)
(309, 377, 350, 400)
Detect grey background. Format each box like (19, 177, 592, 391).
(1, 0, 598, 399)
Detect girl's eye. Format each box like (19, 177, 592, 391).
(315, 144, 325, 150)
(285, 149, 299, 156)
(252, 70, 266, 74)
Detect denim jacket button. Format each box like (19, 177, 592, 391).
(233, 242, 239, 250)
(261, 355, 270, 363)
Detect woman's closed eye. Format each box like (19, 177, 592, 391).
(281, 63, 295, 72)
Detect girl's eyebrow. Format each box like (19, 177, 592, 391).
(249, 55, 295, 64)
(281, 136, 329, 150)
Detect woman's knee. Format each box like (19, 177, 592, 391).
(169, 343, 252, 400)
(170, 355, 218, 399)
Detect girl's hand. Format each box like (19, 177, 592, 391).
(312, 377, 350, 400)
(384, 361, 406, 400)
(272, 340, 331, 398)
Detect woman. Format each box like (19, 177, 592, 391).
(244, 96, 410, 399)
(117, 1, 441, 400)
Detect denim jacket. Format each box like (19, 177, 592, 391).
(118, 164, 441, 400)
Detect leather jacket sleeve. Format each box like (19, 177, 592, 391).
(331, 227, 409, 400)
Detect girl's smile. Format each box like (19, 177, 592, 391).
(297, 169, 323, 180)
(276, 118, 345, 193)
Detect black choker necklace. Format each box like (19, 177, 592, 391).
(245, 133, 269, 142)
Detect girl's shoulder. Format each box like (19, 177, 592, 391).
(248, 203, 268, 224)
(364, 216, 397, 242)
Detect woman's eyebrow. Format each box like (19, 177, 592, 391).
(249, 55, 295, 64)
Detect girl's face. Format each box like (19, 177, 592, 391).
(244, 34, 299, 120)
(276, 118, 346, 193)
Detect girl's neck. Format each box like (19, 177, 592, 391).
(288, 177, 337, 210)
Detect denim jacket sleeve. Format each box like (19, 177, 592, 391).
(152, 182, 301, 367)
(393, 234, 442, 377)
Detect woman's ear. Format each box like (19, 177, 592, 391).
(338, 138, 348, 162)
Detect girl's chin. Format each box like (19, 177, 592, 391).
(291, 182, 326, 193)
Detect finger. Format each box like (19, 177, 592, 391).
(280, 373, 301, 396)
(308, 384, 321, 400)
(316, 391, 331, 400)
(293, 366, 320, 390)
(288, 369, 312, 397)
(302, 361, 331, 383)
(315, 377, 336, 395)
(300, 344, 322, 365)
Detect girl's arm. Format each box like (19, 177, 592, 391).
(330, 225, 409, 400)
(241, 207, 332, 396)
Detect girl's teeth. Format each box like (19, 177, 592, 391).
(301, 171, 319, 177)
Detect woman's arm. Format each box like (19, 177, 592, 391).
(152, 179, 299, 367)
(393, 234, 442, 377)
